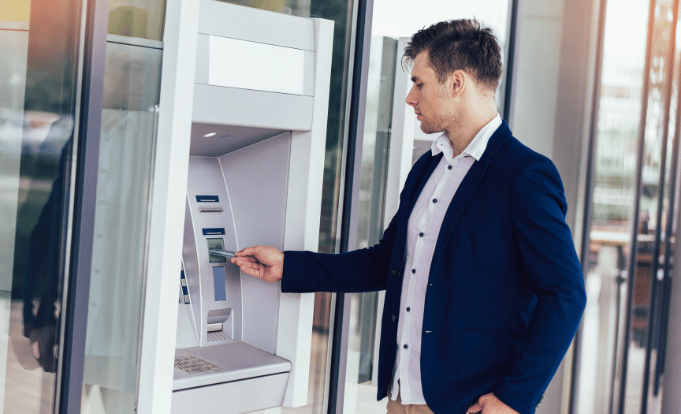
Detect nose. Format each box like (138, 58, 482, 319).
(406, 85, 417, 107)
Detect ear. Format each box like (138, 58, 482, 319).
(450, 70, 467, 97)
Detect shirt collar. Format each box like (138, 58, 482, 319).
(430, 114, 502, 163)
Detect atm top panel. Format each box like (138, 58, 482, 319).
(198, 0, 315, 52)
(189, 123, 288, 157)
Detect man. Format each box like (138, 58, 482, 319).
(232, 19, 586, 414)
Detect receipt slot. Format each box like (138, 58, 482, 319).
(165, 2, 333, 413)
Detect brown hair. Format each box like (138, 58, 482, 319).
(403, 19, 502, 91)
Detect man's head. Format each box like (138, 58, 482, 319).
(404, 19, 502, 92)
(403, 20, 502, 139)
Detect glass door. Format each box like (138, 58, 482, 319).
(0, 0, 85, 412)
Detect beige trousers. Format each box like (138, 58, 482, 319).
(385, 386, 435, 414)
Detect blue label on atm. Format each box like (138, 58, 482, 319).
(202, 228, 225, 236)
(196, 195, 220, 202)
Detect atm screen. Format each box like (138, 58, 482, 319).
(207, 238, 226, 263)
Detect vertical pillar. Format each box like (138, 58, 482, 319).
(661, 201, 681, 413)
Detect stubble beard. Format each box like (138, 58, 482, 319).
(419, 116, 446, 135)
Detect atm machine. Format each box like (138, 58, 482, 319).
(168, 2, 333, 413)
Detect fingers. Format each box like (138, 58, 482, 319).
(232, 259, 261, 278)
(467, 393, 518, 414)
(235, 245, 284, 268)
(230, 246, 283, 283)
(235, 246, 264, 257)
(230, 257, 262, 277)
(467, 401, 483, 414)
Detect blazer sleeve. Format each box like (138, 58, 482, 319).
(493, 158, 587, 413)
(280, 150, 435, 294)
(281, 207, 399, 293)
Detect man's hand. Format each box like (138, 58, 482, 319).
(468, 393, 520, 414)
(231, 245, 284, 283)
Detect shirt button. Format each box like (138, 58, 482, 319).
(432, 198, 438, 203)
(392, 270, 401, 278)
(411, 269, 416, 274)
(406, 307, 410, 312)
(392, 314, 396, 323)
(448, 165, 453, 170)
(404, 344, 409, 349)
(419, 232, 424, 237)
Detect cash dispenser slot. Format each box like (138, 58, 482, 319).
(206, 307, 231, 341)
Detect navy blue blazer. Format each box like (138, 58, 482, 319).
(282, 121, 586, 414)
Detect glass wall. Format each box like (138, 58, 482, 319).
(80, 1, 165, 413)
(0, 0, 84, 412)
(343, 2, 513, 413)
(574, 0, 681, 412)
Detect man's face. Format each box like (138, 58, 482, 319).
(405, 51, 455, 135)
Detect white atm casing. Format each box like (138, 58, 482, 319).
(139, 1, 333, 413)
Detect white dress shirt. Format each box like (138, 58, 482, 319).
(390, 114, 502, 404)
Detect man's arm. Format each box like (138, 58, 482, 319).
(231, 211, 399, 293)
(492, 158, 586, 413)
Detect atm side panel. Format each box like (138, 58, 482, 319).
(219, 131, 291, 354)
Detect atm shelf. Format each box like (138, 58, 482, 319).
(173, 342, 291, 391)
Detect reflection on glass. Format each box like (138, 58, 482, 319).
(108, 0, 167, 41)
(575, 0, 681, 412)
(621, 1, 677, 413)
(0, 0, 82, 412)
(80, 39, 161, 414)
(575, 0, 649, 412)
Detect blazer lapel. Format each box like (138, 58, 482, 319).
(430, 121, 512, 268)
(405, 152, 442, 219)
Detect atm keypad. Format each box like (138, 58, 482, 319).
(174, 355, 222, 374)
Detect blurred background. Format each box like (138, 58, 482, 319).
(2, 0, 681, 413)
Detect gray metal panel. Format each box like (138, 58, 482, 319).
(172, 371, 289, 414)
(173, 342, 290, 390)
(185, 157, 243, 346)
(219, 131, 290, 354)
(194, 34, 209, 84)
(303, 50, 315, 96)
(198, 0, 314, 51)
(189, 122, 285, 157)
(192, 83, 313, 131)
(181, 199, 203, 348)
(176, 296, 200, 349)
